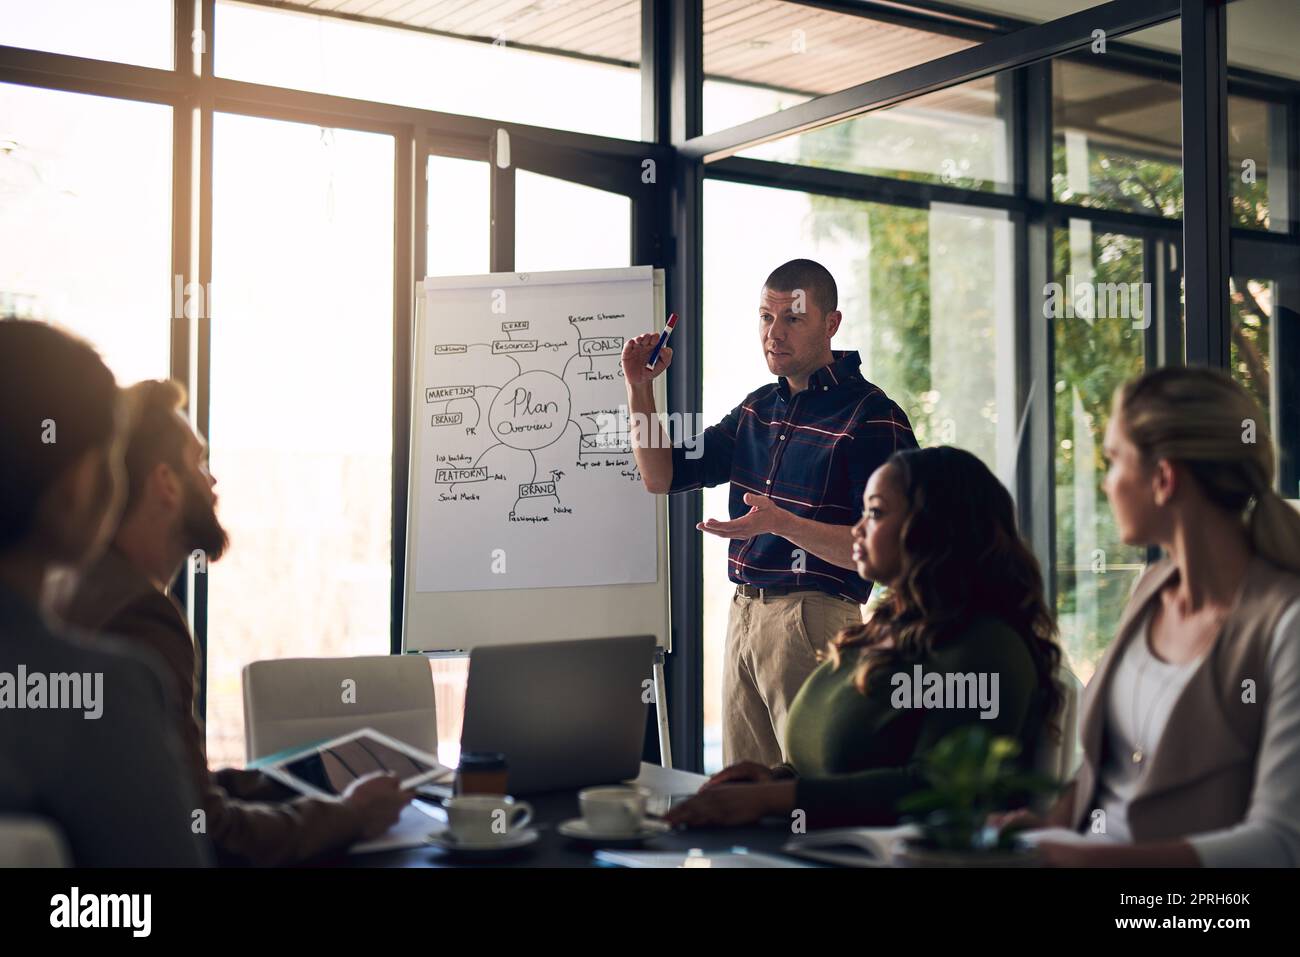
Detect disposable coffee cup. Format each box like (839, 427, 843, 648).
(456, 752, 508, 796)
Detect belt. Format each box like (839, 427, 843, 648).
(735, 583, 858, 605)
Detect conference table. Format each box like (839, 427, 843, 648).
(348, 762, 815, 868)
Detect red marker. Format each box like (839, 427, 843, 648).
(645, 313, 678, 371)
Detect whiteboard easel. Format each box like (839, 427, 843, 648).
(402, 267, 673, 765)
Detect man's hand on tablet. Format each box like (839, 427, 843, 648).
(343, 772, 416, 839)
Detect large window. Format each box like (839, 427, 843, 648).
(0, 83, 171, 383)
(0, 0, 173, 69)
(1051, 222, 1148, 684)
(702, 0, 978, 134)
(701, 178, 1015, 770)
(206, 113, 395, 767)
(737, 74, 1011, 193)
(215, 0, 642, 140)
(1053, 57, 1183, 218)
(1230, 275, 1275, 438)
(1047, 21, 1184, 683)
(1226, 0, 1298, 234)
(1228, 94, 1284, 232)
(427, 155, 491, 278)
(1227, 0, 1299, 499)
(515, 171, 632, 272)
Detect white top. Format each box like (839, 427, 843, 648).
(1093, 608, 1202, 843)
(1087, 600, 1300, 866)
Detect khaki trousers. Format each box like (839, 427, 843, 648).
(723, 589, 865, 767)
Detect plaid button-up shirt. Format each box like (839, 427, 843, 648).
(670, 350, 916, 603)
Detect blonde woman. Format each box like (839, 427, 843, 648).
(1001, 366, 1300, 866)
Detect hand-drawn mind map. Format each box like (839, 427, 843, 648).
(428, 320, 633, 511)
(414, 278, 659, 593)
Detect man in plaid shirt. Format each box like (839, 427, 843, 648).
(622, 259, 916, 766)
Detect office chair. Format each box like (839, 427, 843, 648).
(0, 816, 70, 867)
(242, 655, 438, 763)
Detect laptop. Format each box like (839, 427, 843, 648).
(460, 634, 655, 794)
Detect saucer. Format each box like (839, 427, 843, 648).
(426, 827, 540, 855)
(558, 817, 672, 845)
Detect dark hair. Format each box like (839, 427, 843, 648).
(763, 258, 838, 314)
(832, 446, 1063, 734)
(0, 320, 119, 549)
(121, 379, 190, 514)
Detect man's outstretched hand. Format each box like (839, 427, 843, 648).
(697, 492, 788, 541)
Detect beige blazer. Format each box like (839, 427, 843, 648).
(1069, 555, 1300, 841)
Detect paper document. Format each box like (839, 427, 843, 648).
(351, 803, 445, 855)
(594, 849, 811, 868)
(1015, 827, 1108, 847)
(627, 763, 706, 796)
(781, 825, 919, 868)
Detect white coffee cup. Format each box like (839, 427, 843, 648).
(578, 786, 648, 836)
(444, 794, 533, 844)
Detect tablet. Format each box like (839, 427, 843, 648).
(254, 728, 454, 800)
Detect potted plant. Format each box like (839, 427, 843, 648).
(894, 725, 1060, 867)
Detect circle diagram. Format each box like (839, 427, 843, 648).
(488, 369, 571, 451)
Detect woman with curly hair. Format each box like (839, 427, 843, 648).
(667, 445, 1063, 828)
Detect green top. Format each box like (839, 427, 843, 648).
(784, 615, 1044, 828)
